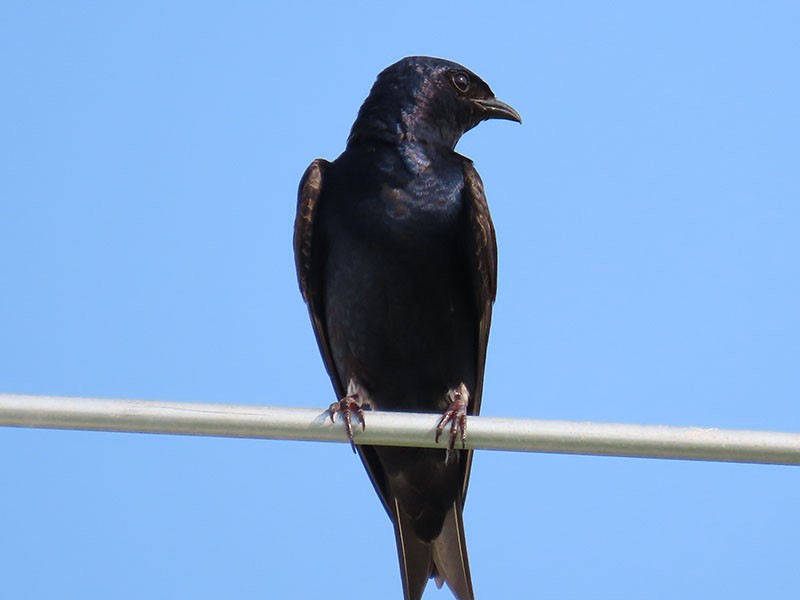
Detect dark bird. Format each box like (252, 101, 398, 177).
(294, 56, 520, 600)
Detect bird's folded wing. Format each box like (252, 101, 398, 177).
(293, 158, 346, 397)
(460, 160, 498, 499)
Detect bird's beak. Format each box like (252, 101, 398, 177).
(473, 97, 522, 124)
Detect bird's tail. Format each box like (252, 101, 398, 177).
(432, 498, 474, 600)
(393, 497, 474, 600)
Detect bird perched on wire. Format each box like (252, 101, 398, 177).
(294, 56, 520, 600)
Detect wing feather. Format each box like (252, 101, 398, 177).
(460, 160, 498, 499)
(293, 158, 345, 397)
(294, 158, 394, 515)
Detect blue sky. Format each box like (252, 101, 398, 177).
(2, 2, 799, 598)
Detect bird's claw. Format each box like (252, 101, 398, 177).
(326, 387, 369, 452)
(435, 383, 470, 464)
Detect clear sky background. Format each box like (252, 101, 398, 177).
(2, 2, 799, 599)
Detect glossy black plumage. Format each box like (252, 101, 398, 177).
(294, 56, 519, 600)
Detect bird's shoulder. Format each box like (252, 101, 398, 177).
(294, 158, 330, 303)
(459, 157, 498, 303)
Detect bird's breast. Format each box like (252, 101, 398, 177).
(380, 181, 461, 230)
(331, 143, 466, 242)
(371, 163, 465, 244)
(318, 149, 477, 407)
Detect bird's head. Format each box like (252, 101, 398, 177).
(348, 56, 521, 150)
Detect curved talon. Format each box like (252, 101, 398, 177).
(435, 383, 470, 464)
(326, 394, 368, 452)
(327, 402, 339, 424)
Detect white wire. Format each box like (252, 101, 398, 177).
(1, 393, 799, 465)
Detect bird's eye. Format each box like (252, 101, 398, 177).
(451, 71, 470, 93)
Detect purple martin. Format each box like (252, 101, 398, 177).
(294, 56, 520, 600)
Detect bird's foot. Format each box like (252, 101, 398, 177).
(326, 379, 370, 453)
(435, 383, 470, 464)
